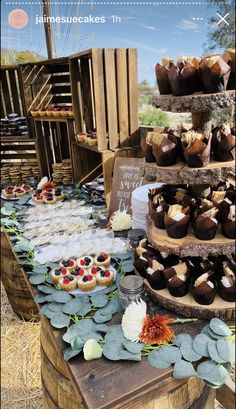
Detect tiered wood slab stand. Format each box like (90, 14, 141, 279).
(145, 90, 236, 321)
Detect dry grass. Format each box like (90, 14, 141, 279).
(1, 284, 44, 409)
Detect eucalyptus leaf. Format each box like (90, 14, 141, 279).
(34, 294, 47, 304)
(45, 277, 54, 285)
(63, 326, 81, 344)
(208, 340, 227, 364)
(180, 340, 202, 362)
(209, 318, 232, 337)
(79, 302, 92, 317)
(52, 291, 71, 304)
(103, 344, 121, 361)
(44, 294, 54, 302)
(48, 302, 65, 313)
(148, 350, 171, 369)
(34, 266, 48, 274)
(93, 324, 109, 333)
(216, 339, 231, 362)
(39, 304, 50, 315)
(207, 326, 227, 340)
(173, 360, 197, 379)
(119, 350, 141, 361)
(29, 274, 46, 285)
(63, 298, 82, 315)
(122, 340, 144, 354)
(70, 336, 85, 350)
(93, 311, 112, 323)
(158, 345, 182, 364)
(64, 347, 82, 361)
(80, 332, 103, 342)
(197, 360, 228, 386)
(193, 334, 211, 357)
(43, 309, 59, 319)
(75, 319, 94, 333)
(91, 292, 109, 308)
(1, 207, 14, 216)
(172, 333, 192, 347)
(50, 313, 71, 329)
(38, 285, 57, 294)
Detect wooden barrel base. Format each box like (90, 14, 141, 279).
(41, 317, 215, 409)
(146, 283, 235, 321)
(1, 232, 39, 321)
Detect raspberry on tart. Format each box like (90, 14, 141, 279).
(94, 253, 111, 268)
(77, 256, 94, 269)
(78, 274, 97, 291)
(50, 267, 69, 282)
(59, 259, 76, 272)
(58, 275, 77, 291)
(97, 269, 114, 286)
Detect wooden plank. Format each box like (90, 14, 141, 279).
(104, 49, 119, 149)
(116, 49, 129, 147)
(1, 144, 36, 151)
(49, 64, 69, 74)
(69, 58, 83, 133)
(128, 48, 139, 146)
(0, 83, 6, 117)
(1, 70, 12, 115)
(91, 49, 107, 151)
(34, 121, 49, 177)
(51, 84, 71, 95)
(1, 153, 37, 159)
(52, 95, 72, 104)
(43, 122, 54, 174)
(1, 137, 34, 142)
(80, 57, 94, 132)
(8, 69, 21, 114)
(216, 377, 235, 409)
(17, 66, 28, 115)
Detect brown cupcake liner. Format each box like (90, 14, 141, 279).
(182, 134, 212, 168)
(164, 213, 190, 239)
(155, 63, 172, 95)
(168, 63, 199, 96)
(152, 203, 169, 229)
(193, 217, 218, 240)
(152, 142, 177, 167)
(146, 270, 166, 290)
(167, 279, 189, 297)
(213, 134, 235, 162)
(218, 283, 236, 302)
(191, 280, 217, 305)
(200, 56, 231, 93)
(221, 220, 236, 239)
(145, 144, 156, 163)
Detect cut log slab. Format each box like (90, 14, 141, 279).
(147, 217, 235, 258)
(152, 90, 236, 113)
(145, 160, 235, 185)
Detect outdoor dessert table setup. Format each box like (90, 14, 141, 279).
(1, 47, 235, 409)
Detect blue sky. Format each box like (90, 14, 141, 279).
(1, 1, 227, 84)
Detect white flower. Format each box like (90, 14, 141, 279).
(121, 299, 147, 342)
(111, 211, 132, 231)
(37, 176, 48, 189)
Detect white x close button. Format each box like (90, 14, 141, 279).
(216, 12, 230, 26)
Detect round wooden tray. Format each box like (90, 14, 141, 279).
(145, 280, 235, 321)
(147, 217, 235, 258)
(144, 160, 235, 185)
(152, 90, 236, 113)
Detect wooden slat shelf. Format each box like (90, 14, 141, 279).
(72, 141, 100, 153)
(33, 117, 74, 122)
(0, 65, 26, 117)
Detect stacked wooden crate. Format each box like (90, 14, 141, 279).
(69, 48, 141, 205)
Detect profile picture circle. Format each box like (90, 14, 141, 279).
(8, 9, 28, 29)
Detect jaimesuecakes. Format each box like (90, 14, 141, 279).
(218, 260, 236, 302)
(212, 123, 235, 162)
(164, 261, 190, 297)
(167, 57, 201, 96)
(221, 204, 235, 239)
(155, 57, 173, 95)
(200, 54, 231, 93)
(181, 129, 212, 168)
(145, 259, 165, 290)
(191, 271, 216, 305)
(152, 129, 179, 166)
(193, 206, 219, 240)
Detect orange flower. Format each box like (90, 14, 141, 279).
(139, 314, 175, 345)
(41, 181, 56, 190)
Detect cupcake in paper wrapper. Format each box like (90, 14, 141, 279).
(200, 54, 231, 93)
(152, 202, 169, 229)
(167, 57, 200, 96)
(218, 260, 236, 302)
(193, 206, 219, 240)
(222, 48, 235, 90)
(212, 123, 235, 162)
(164, 204, 190, 238)
(152, 129, 178, 166)
(191, 271, 216, 305)
(155, 57, 173, 95)
(145, 259, 166, 290)
(221, 204, 236, 239)
(211, 189, 234, 222)
(181, 129, 212, 168)
(145, 133, 156, 163)
(164, 261, 190, 297)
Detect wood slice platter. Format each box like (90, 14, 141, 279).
(144, 160, 235, 185)
(145, 280, 235, 321)
(152, 90, 235, 113)
(147, 217, 235, 258)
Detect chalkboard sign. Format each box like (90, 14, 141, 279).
(109, 157, 148, 215)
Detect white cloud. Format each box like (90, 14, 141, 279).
(113, 37, 167, 54)
(175, 19, 200, 32)
(136, 23, 158, 31)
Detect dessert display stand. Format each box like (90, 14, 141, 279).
(145, 91, 236, 320)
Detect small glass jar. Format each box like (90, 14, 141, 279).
(118, 275, 146, 309)
(127, 229, 146, 249)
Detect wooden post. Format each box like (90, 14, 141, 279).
(42, 0, 55, 60)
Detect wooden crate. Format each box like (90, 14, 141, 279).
(69, 48, 139, 151)
(0, 65, 26, 117)
(19, 57, 72, 114)
(71, 142, 142, 206)
(33, 117, 75, 178)
(1, 136, 39, 165)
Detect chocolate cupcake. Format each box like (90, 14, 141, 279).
(164, 261, 190, 297)
(193, 207, 219, 240)
(223, 48, 235, 90)
(155, 57, 173, 95)
(181, 129, 212, 168)
(212, 123, 235, 162)
(221, 205, 235, 239)
(164, 204, 190, 238)
(146, 259, 165, 290)
(200, 54, 231, 93)
(168, 57, 200, 96)
(218, 261, 236, 302)
(152, 203, 169, 229)
(145, 133, 156, 163)
(192, 271, 216, 305)
(152, 130, 178, 166)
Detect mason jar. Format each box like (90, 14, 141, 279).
(118, 275, 146, 309)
